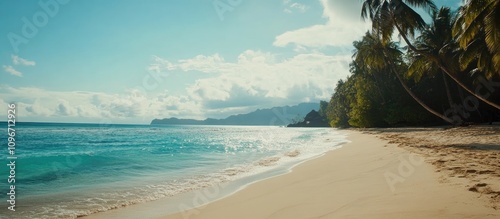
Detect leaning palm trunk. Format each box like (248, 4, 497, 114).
(441, 71, 463, 124)
(394, 21, 500, 110)
(442, 71, 455, 110)
(389, 63, 455, 124)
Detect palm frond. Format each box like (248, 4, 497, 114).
(361, 1, 373, 20)
(462, 0, 488, 26)
(483, 0, 500, 74)
(459, 39, 482, 70)
(452, 6, 466, 37)
(457, 16, 482, 48)
(407, 54, 434, 82)
(395, 2, 428, 37)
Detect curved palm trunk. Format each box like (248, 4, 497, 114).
(442, 71, 454, 109)
(393, 20, 500, 110)
(442, 71, 463, 124)
(389, 64, 455, 124)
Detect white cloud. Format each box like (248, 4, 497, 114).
(0, 48, 352, 123)
(11, 55, 36, 66)
(274, 0, 370, 49)
(3, 55, 35, 77)
(283, 1, 308, 13)
(0, 85, 204, 123)
(3, 65, 23, 77)
(24, 99, 54, 117)
(274, 24, 357, 48)
(152, 50, 351, 118)
(178, 54, 228, 73)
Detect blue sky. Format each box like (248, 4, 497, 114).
(0, 0, 461, 124)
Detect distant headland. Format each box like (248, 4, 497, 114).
(151, 102, 320, 126)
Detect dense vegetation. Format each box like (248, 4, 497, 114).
(325, 0, 500, 128)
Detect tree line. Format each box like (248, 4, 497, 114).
(325, 0, 500, 128)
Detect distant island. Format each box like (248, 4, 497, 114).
(287, 110, 329, 127)
(151, 103, 319, 126)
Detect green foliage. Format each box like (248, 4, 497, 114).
(327, 31, 456, 127)
(454, 0, 500, 76)
(361, 0, 436, 45)
(348, 75, 387, 127)
(318, 100, 328, 118)
(326, 79, 355, 128)
(324, 0, 500, 128)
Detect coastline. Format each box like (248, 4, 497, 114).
(159, 128, 499, 219)
(83, 128, 348, 219)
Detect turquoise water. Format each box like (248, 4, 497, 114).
(0, 123, 347, 218)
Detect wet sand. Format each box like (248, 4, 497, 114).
(159, 127, 500, 219)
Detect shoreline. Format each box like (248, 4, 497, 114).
(83, 129, 348, 219)
(159, 128, 499, 219)
(83, 127, 500, 219)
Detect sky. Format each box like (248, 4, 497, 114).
(0, 0, 461, 124)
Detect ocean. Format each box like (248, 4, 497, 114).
(0, 123, 348, 218)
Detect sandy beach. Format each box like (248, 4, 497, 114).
(160, 127, 500, 219)
(373, 126, 500, 210)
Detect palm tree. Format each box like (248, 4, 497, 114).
(354, 32, 454, 124)
(361, 0, 500, 110)
(361, 0, 436, 47)
(409, 7, 460, 74)
(454, 0, 500, 78)
(407, 7, 461, 122)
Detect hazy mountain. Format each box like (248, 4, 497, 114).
(150, 103, 319, 126)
